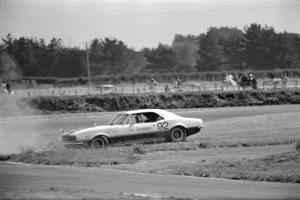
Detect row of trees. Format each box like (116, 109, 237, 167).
(0, 23, 300, 80)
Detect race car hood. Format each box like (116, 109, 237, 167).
(63, 125, 111, 136)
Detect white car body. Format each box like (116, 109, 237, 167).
(62, 109, 204, 148)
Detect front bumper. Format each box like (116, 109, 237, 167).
(63, 142, 88, 149)
(62, 135, 89, 148)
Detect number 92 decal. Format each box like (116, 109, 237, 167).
(157, 122, 169, 130)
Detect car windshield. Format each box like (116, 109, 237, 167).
(107, 113, 130, 125)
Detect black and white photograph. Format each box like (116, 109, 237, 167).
(0, 0, 300, 199)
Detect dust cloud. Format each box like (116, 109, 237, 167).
(0, 98, 61, 154)
(0, 54, 55, 154)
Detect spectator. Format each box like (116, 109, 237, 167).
(248, 74, 257, 89)
(282, 73, 289, 89)
(176, 77, 182, 88)
(150, 78, 158, 85)
(148, 78, 158, 92)
(2, 81, 12, 94)
(271, 70, 278, 79)
(164, 84, 170, 92)
(240, 72, 249, 90)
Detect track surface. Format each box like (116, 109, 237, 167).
(1, 105, 300, 199)
(1, 162, 300, 200)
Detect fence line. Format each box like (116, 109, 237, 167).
(2, 80, 299, 98)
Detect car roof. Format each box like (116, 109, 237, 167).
(121, 109, 178, 118)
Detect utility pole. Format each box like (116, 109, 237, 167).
(86, 43, 91, 90)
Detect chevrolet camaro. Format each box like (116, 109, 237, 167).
(62, 109, 204, 149)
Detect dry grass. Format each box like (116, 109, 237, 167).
(103, 111, 300, 183)
(8, 146, 140, 167)
(1, 187, 169, 200)
(189, 111, 300, 147)
(148, 150, 300, 183)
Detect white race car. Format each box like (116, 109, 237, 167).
(62, 109, 204, 149)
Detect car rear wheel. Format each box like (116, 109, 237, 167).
(91, 136, 109, 149)
(167, 126, 186, 142)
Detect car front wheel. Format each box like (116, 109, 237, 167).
(91, 136, 109, 149)
(167, 126, 187, 142)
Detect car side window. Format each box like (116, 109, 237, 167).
(131, 112, 164, 124)
(134, 114, 146, 123)
(143, 112, 164, 123)
(117, 114, 130, 125)
(125, 115, 134, 124)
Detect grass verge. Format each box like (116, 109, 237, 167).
(6, 146, 141, 166)
(151, 150, 300, 183)
(1, 186, 189, 200)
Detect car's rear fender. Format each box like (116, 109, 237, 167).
(171, 119, 202, 136)
(170, 122, 188, 130)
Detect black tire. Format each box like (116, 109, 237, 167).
(167, 126, 187, 142)
(91, 136, 109, 149)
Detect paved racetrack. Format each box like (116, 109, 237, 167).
(1, 105, 300, 199)
(1, 162, 300, 200)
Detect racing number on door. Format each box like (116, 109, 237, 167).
(157, 122, 169, 130)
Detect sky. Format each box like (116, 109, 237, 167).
(0, 0, 299, 50)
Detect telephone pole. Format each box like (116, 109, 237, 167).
(86, 43, 91, 90)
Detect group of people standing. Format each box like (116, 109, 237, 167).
(271, 70, 289, 88)
(149, 77, 183, 92)
(224, 72, 258, 90)
(230, 71, 289, 90)
(239, 73, 258, 89)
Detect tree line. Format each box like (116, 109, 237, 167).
(0, 23, 299, 80)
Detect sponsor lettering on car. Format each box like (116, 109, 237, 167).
(136, 126, 152, 132)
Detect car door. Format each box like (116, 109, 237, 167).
(105, 114, 132, 138)
(127, 112, 167, 142)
